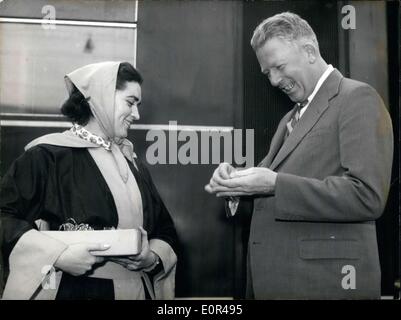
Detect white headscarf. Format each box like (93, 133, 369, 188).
(65, 61, 118, 139)
(26, 61, 137, 182)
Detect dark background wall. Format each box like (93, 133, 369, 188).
(381, 0, 400, 299)
(135, 1, 244, 297)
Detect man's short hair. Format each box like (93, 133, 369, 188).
(251, 12, 319, 52)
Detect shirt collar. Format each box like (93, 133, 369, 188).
(299, 64, 334, 117)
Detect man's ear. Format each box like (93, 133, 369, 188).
(302, 43, 318, 63)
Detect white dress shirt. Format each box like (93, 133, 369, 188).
(299, 64, 334, 118)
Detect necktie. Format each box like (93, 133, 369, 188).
(285, 100, 308, 139)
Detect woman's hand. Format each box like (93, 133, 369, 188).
(109, 227, 158, 271)
(54, 243, 110, 276)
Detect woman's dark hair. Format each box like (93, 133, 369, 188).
(116, 62, 143, 90)
(61, 62, 143, 125)
(61, 85, 92, 125)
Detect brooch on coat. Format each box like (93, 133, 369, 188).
(59, 218, 94, 231)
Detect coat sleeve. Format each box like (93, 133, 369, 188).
(134, 161, 178, 277)
(274, 84, 394, 222)
(1, 147, 68, 299)
(133, 162, 179, 299)
(138, 162, 178, 254)
(0, 147, 49, 257)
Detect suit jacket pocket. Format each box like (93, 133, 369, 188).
(299, 238, 360, 260)
(306, 126, 335, 139)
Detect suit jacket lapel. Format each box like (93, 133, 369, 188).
(269, 69, 343, 171)
(259, 111, 292, 167)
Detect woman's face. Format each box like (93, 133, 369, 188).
(114, 81, 141, 139)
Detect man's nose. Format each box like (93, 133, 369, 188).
(269, 70, 281, 87)
(131, 105, 140, 120)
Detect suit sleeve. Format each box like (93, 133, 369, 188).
(274, 84, 393, 222)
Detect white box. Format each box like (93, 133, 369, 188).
(41, 229, 142, 256)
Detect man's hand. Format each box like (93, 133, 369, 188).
(205, 162, 236, 194)
(206, 167, 277, 197)
(109, 227, 158, 271)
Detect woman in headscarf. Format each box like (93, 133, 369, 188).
(0, 61, 178, 300)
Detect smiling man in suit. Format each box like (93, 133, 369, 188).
(205, 12, 393, 299)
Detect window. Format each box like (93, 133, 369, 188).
(0, 0, 137, 117)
